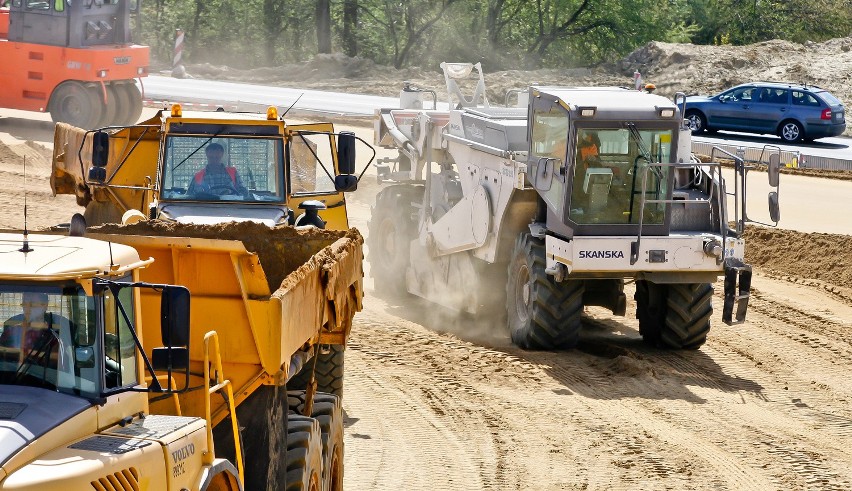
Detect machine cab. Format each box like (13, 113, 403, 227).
(528, 88, 681, 238)
(5, 0, 136, 47)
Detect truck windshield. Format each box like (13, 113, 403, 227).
(161, 136, 285, 203)
(0, 284, 100, 397)
(569, 127, 673, 225)
(0, 281, 139, 398)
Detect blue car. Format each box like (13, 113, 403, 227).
(684, 82, 846, 142)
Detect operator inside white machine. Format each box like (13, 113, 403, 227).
(569, 128, 670, 225)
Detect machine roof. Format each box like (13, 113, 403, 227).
(535, 86, 677, 112)
(0, 232, 145, 280)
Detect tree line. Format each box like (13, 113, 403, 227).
(137, 0, 852, 70)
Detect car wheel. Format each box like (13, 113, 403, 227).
(779, 120, 804, 142)
(685, 110, 706, 135)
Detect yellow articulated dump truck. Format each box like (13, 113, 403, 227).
(0, 220, 362, 490)
(52, 104, 368, 397)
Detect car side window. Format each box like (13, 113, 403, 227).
(727, 87, 755, 102)
(792, 91, 820, 107)
(765, 89, 788, 104)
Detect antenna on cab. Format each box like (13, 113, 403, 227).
(19, 156, 32, 253)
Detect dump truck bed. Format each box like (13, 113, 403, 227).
(88, 221, 363, 424)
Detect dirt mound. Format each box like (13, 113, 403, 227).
(614, 38, 852, 130)
(91, 221, 362, 292)
(744, 226, 852, 290)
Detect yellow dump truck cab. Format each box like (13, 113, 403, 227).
(0, 231, 241, 491)
(52, 106, 367, 231)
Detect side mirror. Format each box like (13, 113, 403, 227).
(92, 131, 110, 168)
(334, 174, 358, 192)
(88, 166, 107, 182)
(534, 157, 554, 192)
(768, 191, 780, 223)
(768, 153, 780, 187)
(160, 285, 190, 347)
(337, 131, 356, 175)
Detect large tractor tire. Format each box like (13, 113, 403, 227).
(212, 385, 288, 491)
(506, 233, 584, 350)
(367, 185, 421, 294)
(288, 344, 344, 399)
(635, 280, 713, 349)
(49, 81, 103, 129)
(288, 392, 344, 491)
(286, 415, 323, 491)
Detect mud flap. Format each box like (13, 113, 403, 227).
(722, 258, 752, 325)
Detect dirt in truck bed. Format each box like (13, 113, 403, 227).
(91, 221, 362, 292)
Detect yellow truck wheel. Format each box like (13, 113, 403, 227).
(288, 391, 344, 491)
(286, 415, 323, 491)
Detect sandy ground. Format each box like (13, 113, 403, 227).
(1, 109, 851, 490)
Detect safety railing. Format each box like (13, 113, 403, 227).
(203, 331, 244, 488)
(629, 159, 728, 265)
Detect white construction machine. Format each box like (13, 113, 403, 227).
(371, 62, 781, 350)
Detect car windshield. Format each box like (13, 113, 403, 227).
(161, 136, 285, 203)
(0, 284, 100, 397)
(569, 127, 672, 225)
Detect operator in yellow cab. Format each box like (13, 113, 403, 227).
(188, 142, 249, 197)
(1, 292, 75, 388)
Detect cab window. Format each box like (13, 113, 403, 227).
(530, 105, 569, 212)
(569, 128, 671, 226)
(289, 133, 336, 194)
(102, 284, 138, 389)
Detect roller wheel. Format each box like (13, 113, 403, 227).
(119, 82, 144, 125)
(506, 233, 583, 350)
(288, 345, 344, 399)
(286, 415, 323, 491)
(212, 385, 288, 491)
(97, 84, 120, 128)
(367, 185, 421, 294)
(288, 392, 344, 491)
(635, 280, 712, 349)
(49, 81, 103, 129)
(111, 83, 134, 126)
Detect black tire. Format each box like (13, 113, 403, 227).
(685, 110, 707, 135)
(49, 81, 103, 128)
(288, 392, 344, 491)
(120, 82, 144, 125)
(367, 185, 421, 294)
(213, 385, 288, 491)
(635, 281, 712, 349)
(97, 84, 120, 128)
(111, 83, 134, 127)
(286, 415, 323, 491)
(778, 119, 804, 143)
(635, 280, 665, 346)
(506, 233, 583, 350)
(288, 344, 344, 399)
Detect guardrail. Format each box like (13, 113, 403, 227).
(692, 141, 852, 171)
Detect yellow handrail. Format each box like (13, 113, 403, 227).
(203, 331, 244, 488)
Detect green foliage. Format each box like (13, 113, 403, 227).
(136, 0, 852, 70)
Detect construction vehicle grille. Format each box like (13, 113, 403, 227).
(90, 467, 140, 491)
